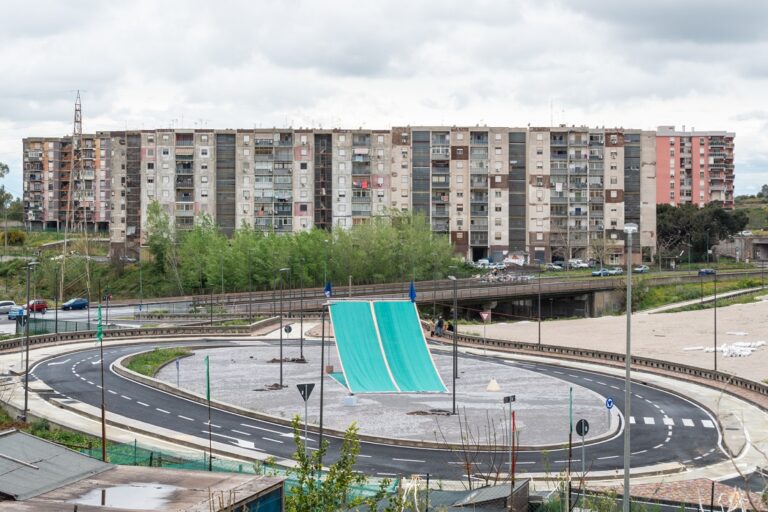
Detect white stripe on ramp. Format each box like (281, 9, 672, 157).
(682, 419, 695, 427)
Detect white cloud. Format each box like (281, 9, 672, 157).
(1, 0, 767, 196)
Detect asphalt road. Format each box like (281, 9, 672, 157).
(31, 340, 726, 480)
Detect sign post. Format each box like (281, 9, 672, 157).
(297, 383, 315, 444)
(503, 394, 516, 502)
(576, 419, 590, 507)
(605, 397, 614, 428)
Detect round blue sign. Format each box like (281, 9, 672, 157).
(606, 397, 614, 409)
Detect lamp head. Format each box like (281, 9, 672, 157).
(447, 275, 456, 281)
(623, 223, 638, 235)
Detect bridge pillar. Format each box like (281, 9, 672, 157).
(590, 289, 625, 316)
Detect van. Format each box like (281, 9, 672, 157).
(0, 301, 17, 314)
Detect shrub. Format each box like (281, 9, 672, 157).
(4, 230, 26, 246)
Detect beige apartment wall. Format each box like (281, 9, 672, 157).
(332, 131, 352, 229)
(639, 131, 657, 255)
(371, 130, 391, 217)
(527, 128, 551, 256)
(390, 128, 411, 213)
(293, 130, 315, 231)
(235, 130, 253, 229)
(195, 131, 215, 218)
(488, 127, 509, 252)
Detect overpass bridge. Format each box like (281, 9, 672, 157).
(120, 269, 765, 322)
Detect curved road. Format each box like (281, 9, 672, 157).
(31, 340, 726, 479)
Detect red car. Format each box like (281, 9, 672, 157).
(27, 300, 49, 314)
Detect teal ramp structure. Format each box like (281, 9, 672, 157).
(328, 301, 399, 393)
(373, 301, 447, 393)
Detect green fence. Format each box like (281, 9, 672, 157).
(15, 317, 130, 336)
(79, 441, 398, 498)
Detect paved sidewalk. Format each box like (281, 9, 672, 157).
(643, 286, 766, 314)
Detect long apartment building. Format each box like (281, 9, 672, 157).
(24, 125, 718, 265)
(655, 126, 735, 209)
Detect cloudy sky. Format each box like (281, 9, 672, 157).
(2, 0, 767, 197)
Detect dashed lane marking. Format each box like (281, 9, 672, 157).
(632, 450, 647, 455)
(377, 472, 398, 476)
(629, 417, 636, 424)
(262, 437, 284, 444)
(48, 359, 71, 366)
(610, 385, 620, 390)
(583, 378, 593, 382)
(702, 420, 715, 429)
(358, 454, 372, 458)
(682, 419, 694, 427)
(598, 455, 619, 460)
(156, 408, 170, 414)
(137, 401, 149, 407)
(643, 417, 655, 425)
(597, 381, 607, 386)
(178, 415, 194, 421)
(108, 390, 117, 395)
(663, 417, 674, 426)
(665, 437, 671, 443)
(231, 429, 251, 436)
(653, 444, 664, 449)
(86, 381, 94, 385)
(393, 458, 425, 463)
(121, 395, 132, 400)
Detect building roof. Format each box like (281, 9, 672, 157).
(0, 429, 112, 501)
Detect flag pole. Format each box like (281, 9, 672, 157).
(205, 355, 212, 471)
(567, 386, 573, 512)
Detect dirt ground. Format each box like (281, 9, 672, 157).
(462, 299, 768, 384)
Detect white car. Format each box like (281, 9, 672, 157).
(0, 300, 17, 314)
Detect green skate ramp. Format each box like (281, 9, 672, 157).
(373, 301, 447, 393)
(328, 301, 399, 393)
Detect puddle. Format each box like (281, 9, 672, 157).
(67, 482, 180, 509)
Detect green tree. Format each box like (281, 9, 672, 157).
(656, 204, 748, 262)
(285, 416, 404, 512)
(145, 200, 173, 274)
(0, 161, 8, 179)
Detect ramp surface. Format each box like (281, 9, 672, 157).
(328, 302, 398, 393)
(373, 301, 447, 393)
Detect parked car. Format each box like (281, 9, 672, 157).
(591, 268, 611, 277)
(62, 298, 89, 310)
(545, 263, 563, 271)
(475, 258, 491, 268)
(607, 267, 624, 275)
(633, 265, 650, 274)
(0, 300, 17, 314)
(7, 306, 25, 321)
(27, 300, 48, 314)
(698, 268, 716, 276)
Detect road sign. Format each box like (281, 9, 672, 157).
(297, 383, 315, 402)
(479, 311, 491, 322)
(576, 418, 589, 437)
(605, 397, 614, 410)
(284, 325, 292, 334)
(503, 395, 516, 404)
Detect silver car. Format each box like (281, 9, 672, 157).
(0, 300, 17, 314)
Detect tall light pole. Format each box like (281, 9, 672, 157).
(713, 270, 718, 371)
(299, 258, 305, 360)
(447, 275, 458, 415)
(537, 265, 542, 350)
(22, 260, 39, 422)
(247, 250, 253, 320)
(622, 222, 637, 512)
(278, 267, 290, 388)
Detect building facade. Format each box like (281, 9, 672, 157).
(23, 125, 714, 264)
(655, 126, 735, 209)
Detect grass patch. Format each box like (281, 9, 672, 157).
(219, 318, 259, 326)
(635, 278, 763, 310)
(0, 407, 105, 451)
(126, 347, 192, 377)
(663, 290, 767, 313)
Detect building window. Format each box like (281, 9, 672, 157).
(495, 190, 502, 198)
(339, 149, 346, 157)
(300, 135, 307, 144)
(494, 218, 502, 226)
(536, 147, 543, 155)
(536, 232, 543, 240)
(378, 135, 385, 143)
(457, 133, 464, 141)
(610, 177, 617, 185)
(147, 163, 155, 170)
(456, 148, 464, 156)
(495, 204, 502, 212)
(201, 176, 208, 183)
(338, 135, 346, 143)
(457, 204, 464, 213)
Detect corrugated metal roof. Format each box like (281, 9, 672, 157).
(0, 429, 111, 501)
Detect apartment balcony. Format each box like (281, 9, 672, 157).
(255, 139, 274, 147)
(470, 148, 489, 160)
(551, 195, 568, 204)
(431, 180, 450, 189)
(26, 151, 43, 160)
(175, 177, 194, 188)
(470, 233, 489, 246)
(175, 207, 195, 217)
(551, 151, 568, 160)
(589, 195, 604, 204)
(709, 139, 725, 148)
(431, 222, 449, 233)
(470, 178, 488, 188)
(470, 207, 488, 216)
(432, 207, 450, 217)
(275, 204, 293, 216)
(551, 167, 568, 176)
(589, 136, 604, 146)
(568, 210, 587, 217)
(352, 154, 371, 163)
(470, 194, 488, 203)
(569, 138, 588, 147)
(550, 136, 567, 146)
(710, 184, 725, 191)
(175, 193, 194, 202)
(429, 146, 449, 160)
(569, 225, 588, 232)
(470, 133, 489, 145)
(352, 134, 371, 147)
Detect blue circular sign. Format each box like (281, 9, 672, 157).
(606, 397, 614, 409)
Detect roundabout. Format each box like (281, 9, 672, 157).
(26, 325, 729, 481)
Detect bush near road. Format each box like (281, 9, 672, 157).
(125, 348, 192, 377)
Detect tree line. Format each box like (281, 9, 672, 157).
(145, 201, 460, 295)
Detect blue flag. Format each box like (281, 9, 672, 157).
(409, 281, 416, 302)
(324, 282, 333, 298)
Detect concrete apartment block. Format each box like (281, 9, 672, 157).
(656, 126, 735, 209)
(22, 125, 695, 264)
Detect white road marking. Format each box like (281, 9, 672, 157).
(665, 437, 671, 443)
(610, 385, 620, 390)
(553, 371, 564, 375)
(392, 458, 425, 463)
(583, 378, 593, 382)
(636, 394, 644, 399)
(96, 385, 102, 389)
(512, 461, 536, 465)
(568, 374, 579, 378)
(358, 454, 372, 458)
(662, 417, 674, 426)
(262, 437, 284, 444)
(702, 420, 715, 429)
(682, 419, 694, 427)
(598, 455, 619, 460)
(632, 450, 647, 455)
(91, 359, 101, 365)
(108, 390, 117, 395)
(86, 381, 94, 385)
(597, 381, 607, 386)
(137, 401, 149, 407)
(240, 423, 287, 436)
(556, 459, 579, 463)
(121, 395, 132, 400)
(377, 472, 398, 476)
(156, 408, 170, 414)
(178, 415, 194, 421)
(629, 416, 636, 424)
(231, 429, 251, 436)
(48, 359, 71, 366)
(643, 417, 655, 425)
(653, 444, 664, 449)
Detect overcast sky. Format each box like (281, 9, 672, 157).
(2, 0, 767, 197)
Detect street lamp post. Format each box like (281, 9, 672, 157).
(278, 267, 290, 388)
(22, 261, 39, 422)
(622, 222, 638, 512)
(537, 266, 542, 350)
(247, 250, 253, 321)
(714, 270, 718, 371)
(299, 259, 305, 360)
(447, 275, 458, 415)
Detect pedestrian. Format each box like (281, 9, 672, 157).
(436, 317, 444, 336)
(446, 321, 453, 333)
(428, 318, 435, 337)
